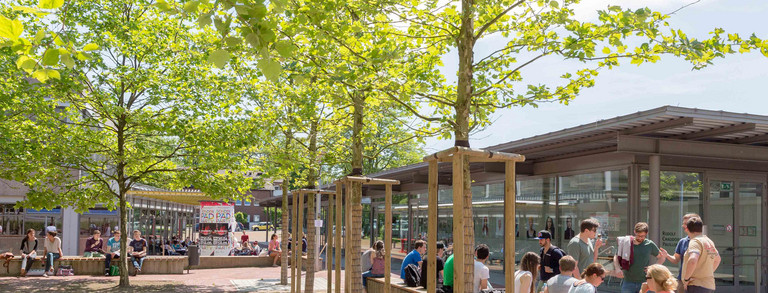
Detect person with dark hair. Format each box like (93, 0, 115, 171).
(515, 252, 540, 293)
(564, 218, 575, 240)
(681, 217, 720, 293)
(363, 240, 387, 290)
(42, 230, 62, 277)
(536, 230, 566, 282)
(473, 244, 491, 293)
(663, 213, 700, 292)
(566, 218, 603, 278)
(104, 230, 121, 276)
(420, 241, 446, 289)
(400, 240, 426, 279)
(269, 234, 281, 267)
(546, 217, 555, 238)
(19, 229, 38, 277)
(568, 263, 606, 292)
(614, 222, 667, 293)
(84, 230, 106, 257)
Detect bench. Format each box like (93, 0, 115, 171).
(367, 276, 427, 293)
(0, 255, 187, 276)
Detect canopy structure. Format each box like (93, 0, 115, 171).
(126, 184, 206, 205)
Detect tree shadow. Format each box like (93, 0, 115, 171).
(0, 278, 232, 292)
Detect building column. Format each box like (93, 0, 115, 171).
(649, 155, 661, 244)
(62, 208, 79, 256)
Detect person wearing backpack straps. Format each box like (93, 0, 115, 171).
(536, 230, 566, 283)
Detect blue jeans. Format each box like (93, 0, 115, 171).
(362, 270, 384, 288)
(132, 256, 145, 269)
(45, 253, 60, 272)
(621, 280, 643, 293)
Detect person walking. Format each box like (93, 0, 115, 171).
(362, 240, 387, 291)
(663, 213, 699, 292)
(19, 229, 38, 277)
(105, 230, 121, 276)
(568, 263, 606, 293)
(614, 222, 667, 293)
(514, 252, 540, 293)
(42, 230, 63, 277)
(681, 217, 720, 293)
(566, 219, 603, 278)
(536, 230, 566, 283)
(543, 256, 578, 293)
(473, 244, 491, 293)
(641, 264, 678, 293)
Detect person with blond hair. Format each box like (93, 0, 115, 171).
(568, 263, 606, 293)
(641, 264, 678, 293)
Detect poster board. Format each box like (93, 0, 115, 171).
(199, 201, 236, 256)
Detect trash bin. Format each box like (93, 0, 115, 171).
(187, 245, 200, 273)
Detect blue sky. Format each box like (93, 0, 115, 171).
(424, 0, 768, 153)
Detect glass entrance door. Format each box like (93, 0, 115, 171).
(708, 178, 765, 291)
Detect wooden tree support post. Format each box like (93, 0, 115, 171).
(292, 191, 298, 293)
(289, 189, 337, 293)
(384, 183, 393, 293)
(423, 147, 524, 293)
(305, 191, 316, 292)
(297, 191, 304, 293)
(327, 191, 334, 293)
(334, 183, 342, 293)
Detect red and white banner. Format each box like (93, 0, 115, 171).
(199, 201, 235, 256)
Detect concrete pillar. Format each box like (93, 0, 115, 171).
(649, 155, 661, 244)
(62, 207, 79, 256)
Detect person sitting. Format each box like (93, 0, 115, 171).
(128, 230, 148, 275)
(474, 244, 491, 293)
(42, 230, 63, 277)
(400, 240, 426, 280)
(105, 230, 121, 276)
(172, 240, 186, 255)
(19, 229, 38, 277)
(420, 241, 446, 290)
(268, 234, 281, 267)
(84, 230, 106, 257)
(363, 240, 387, 290)
(164, 242, 179, 255)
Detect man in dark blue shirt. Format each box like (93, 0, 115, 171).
(536, 230, 566, 282)
(400, 240, 426, 279)
(662, 213, 699, 291)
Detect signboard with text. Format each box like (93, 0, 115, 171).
(199, 202, 235, 256)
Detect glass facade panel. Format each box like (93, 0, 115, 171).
(738, 182, 762, 286)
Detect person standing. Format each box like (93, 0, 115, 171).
(128, 230, 148, 275)
(536, 230, 566, 283)
(240, 230, 249, 246)
(84, 230, 106, 257)
(515, 252, 540, 293)
(19, 229, 38, 277)
(663, 213, 699, 292)
(42, 230, 63, 277)
(568, 263, 607, 293)
(105, 230, 121, 276)
(681, 217, 720, 293)
(400, 240, 426, 279)
(613, 222, 667, 293)
(543, 256, 578, 293)
(566, 219, 603, 278)
(473, 244, 491, 293)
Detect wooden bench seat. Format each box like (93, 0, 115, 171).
(0, 255, 187, 276)
(367, 276, 428, 293)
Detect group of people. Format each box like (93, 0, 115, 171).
(17, 229, 153, 277)
(369, 214, 719, 293)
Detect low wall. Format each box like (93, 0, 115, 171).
(190, 255, 307, 269)
(1, 256, 186, 276)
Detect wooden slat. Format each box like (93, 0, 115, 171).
(297, 191, 304, 293)
(344, 183, 351, 292)
(327, 192, 333, 293)
(452, 154, 465, 293)
(385, 184, 393, 293)
(427, 160, 438, 293)
(292, 191, 298, 293)
(423, 146, 525, 162)
(335, 183, 342, 293)
(504, 161, 516, 293)
(343, 176, 400, 185)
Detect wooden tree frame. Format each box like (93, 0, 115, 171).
(333, 176, 400, 293)
(288, 189, 337, 293)
(423, 147, 524, 293)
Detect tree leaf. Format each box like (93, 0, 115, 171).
(257, 58, 282, 82)
(208, 49, 230, 68)
(83, 43, 99, 51)
(16, 55, 37, 72)
(42, 48, 60, 66)
(274, 41, 295, 58)
(38, 0, 64, 9)
(0, 16, 24, 40)
(60, 53, 75, 68)
(183, 0, 200, 13)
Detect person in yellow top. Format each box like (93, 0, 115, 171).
(681, 217, 721, 293)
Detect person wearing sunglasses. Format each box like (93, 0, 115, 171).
(568, 263, 606, 293)
(640, 264, 677, 293)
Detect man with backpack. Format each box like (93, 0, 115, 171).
(536, 230, 566, 282)
(400, 240, 426, 281)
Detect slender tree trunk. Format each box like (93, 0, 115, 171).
(348, 93, 365, 292)
(116, 114, 130, 288)
(456, 0, 476, 291)
(305, 120, 319, 292)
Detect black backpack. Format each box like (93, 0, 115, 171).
(404, 264, 421, 287)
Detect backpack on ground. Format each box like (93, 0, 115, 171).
(57, 265, 74, 276)
(110, 265, 120, 276)
(404, 263, 421, 287)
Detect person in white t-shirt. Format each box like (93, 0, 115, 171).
(473, 244, 491, 293)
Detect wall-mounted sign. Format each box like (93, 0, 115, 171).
(721, 182, 732, 191)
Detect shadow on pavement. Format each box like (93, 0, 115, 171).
(0, 278, 231, 292)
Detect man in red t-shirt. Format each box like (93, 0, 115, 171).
(241, 231, 250, 247)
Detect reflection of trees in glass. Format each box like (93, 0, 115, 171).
(641, 171, 702, 201)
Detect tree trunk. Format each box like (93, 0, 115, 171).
(118, 189, 130, 287)
(281, 179, 289, 285)
(347, 92, 365, 292)
(456, 0, 476, 291)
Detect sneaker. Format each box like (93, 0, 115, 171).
(105, 269, 110, 276)
(43, 272, 48, 277)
